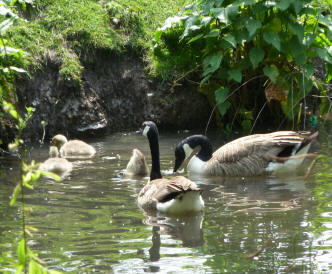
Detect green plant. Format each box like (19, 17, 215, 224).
(154, 0, 332, 130)
(1, 1, 61, 273)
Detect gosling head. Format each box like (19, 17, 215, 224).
(52, 134, 68, 149)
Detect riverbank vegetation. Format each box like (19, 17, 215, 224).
(5, 0, 186, 84)
(153, 0, 332, 132)
(2, 0, 332, 134)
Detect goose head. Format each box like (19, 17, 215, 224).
(142, 121, 158, 138)
(52, 134, 68, 149)
(174, 135, 213, 172)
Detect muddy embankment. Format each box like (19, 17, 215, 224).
(1, 51, 212, 149)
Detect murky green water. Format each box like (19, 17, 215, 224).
(0, 128, 331, 273)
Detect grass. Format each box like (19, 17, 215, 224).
(4, 0, 186, 83)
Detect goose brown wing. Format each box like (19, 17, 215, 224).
(202, 131, 308, 176)
(140, 176, 201, 204)
(211, 131, 305, 163)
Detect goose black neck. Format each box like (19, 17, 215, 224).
(187, 135, 213, 162)
(147, 129, 162, 180)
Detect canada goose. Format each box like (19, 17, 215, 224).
(39, 146, 73, 177)
(138, 121, 204, 215)
(125, 148, 149, 176)
(52, 134, 96, 158)
(174, 131, 318, 177)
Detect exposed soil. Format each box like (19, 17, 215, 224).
(1, 51, 212, 149)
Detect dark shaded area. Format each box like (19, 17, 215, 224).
(0, 50, 212, 150)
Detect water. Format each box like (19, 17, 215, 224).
(0, 128, 331, 273)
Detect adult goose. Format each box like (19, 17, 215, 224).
(125, 148, 149, 176)
(174, 131, 318, 177)
(138, 121, 204, 215)
(39, 146, 73, 177)
(52, 134, 96, 158)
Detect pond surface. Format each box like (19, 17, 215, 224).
(0, 127, 331, 273)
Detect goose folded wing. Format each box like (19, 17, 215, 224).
(211, 131, 306, 163)
(153, 176, 201, 203)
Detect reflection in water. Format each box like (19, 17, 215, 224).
(0, 129, 331, 273)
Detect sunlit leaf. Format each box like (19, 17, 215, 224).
(249, 47, 264, 69)
(10, 185, 21, 206)
(263, 65, 279, 83)
(29, 260, 43, 274)
(39, 171, 61, 181)
(201, 16, 212, 26)
(0, 18, 14, 34)
(9, 66, 27, 74)
(17, 239, 26, 265)
(16, 264, 24, 274)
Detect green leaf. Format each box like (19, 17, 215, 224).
(29, 260, 43, 274)
(202, 54, 223, 77)
(204, 29, 219, 38)
(188, 33, 204, 43)
(215, 87, 231, 116)
(10, 185, 21, 206)
(317, 48, 332, 64)
(40, 171, 61, 181)
(201, 16, 212, 26)
(263, 31, 281, 51)
(303, 63, 314, 77)
(16, 264, 24, 274)
(292, 0, 303, 14)
(326, 63, 332, 83)
(246, 18, 262, 36)
(223, 33, 237, 48)
(249, 47, 265, 69)
(263, 65, 279, 83)
(276, 0, 291, 11)
(289, 22, 304, 42)
(0, 18, 14, 35)
(228, 69, 242, 83)
(17, 239, 26, 265)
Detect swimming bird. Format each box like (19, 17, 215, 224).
(52, 134, 96, 158)
(39, 146, 73, 177)
(125, 148, 149, 176)
(174, 131, 318, 177)
(138, 121, 204, 215)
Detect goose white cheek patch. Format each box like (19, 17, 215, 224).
(143, 125, 150, 137)
(183, 143, 194, 158)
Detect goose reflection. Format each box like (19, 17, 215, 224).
(143, 214, 204, 262)
(189, 174, 310, 213)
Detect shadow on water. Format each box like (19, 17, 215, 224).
(0, 127, 331, 273)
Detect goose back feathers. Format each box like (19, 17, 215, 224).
(138, 121, 204, 214)
(174, 131, 318, 177)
